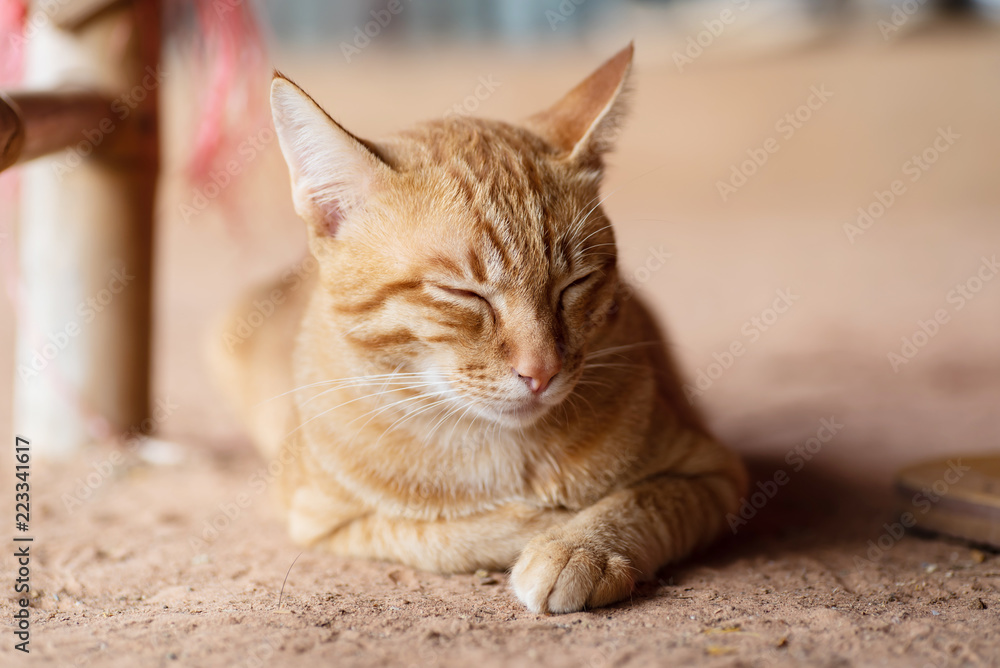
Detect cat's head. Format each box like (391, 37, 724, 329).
(271, 45, 633, 428)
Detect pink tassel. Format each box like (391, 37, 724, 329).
(0, 0, 26, 303)
(0, 0, 267, 442)
(177, 0, 269, 230)
(0, 0, 26, 84)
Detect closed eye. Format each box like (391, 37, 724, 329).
(431, 284, 496, 312)
(561, 271, 598, 296)
(559, 271, 607, 311)
(565, 273, 595, 290)
(436, 285, 486, 301)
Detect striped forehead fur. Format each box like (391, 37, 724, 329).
(374, 115, 609, 281)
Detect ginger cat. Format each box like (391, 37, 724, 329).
(215, 44, 746, 614)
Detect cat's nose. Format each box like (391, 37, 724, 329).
(514, 358, 562, 394)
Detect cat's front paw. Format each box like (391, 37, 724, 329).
(510, 529, 636, 614)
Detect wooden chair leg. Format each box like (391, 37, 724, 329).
(10, 0, 160, 456)
(896, 455, 1000, 549)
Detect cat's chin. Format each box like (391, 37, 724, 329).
(473, 397, 556, 429)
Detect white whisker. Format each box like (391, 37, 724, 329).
(374, 397, 455, 448)
(258, 371, 426, 406)
(585, 341, 658, 360)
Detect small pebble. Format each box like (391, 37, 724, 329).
(969, 598, 986, 610)
(970, 550, 987, 564)
(474, 569, 498, 585)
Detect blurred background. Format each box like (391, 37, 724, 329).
(162, 0, 1000, 482)
(1, 0, 999, 477)
(0, 0, 997, 487)
(0, 2, 999, 665)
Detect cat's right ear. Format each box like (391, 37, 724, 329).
(270, 73, 391, 239)
(525, 43, 633, 165)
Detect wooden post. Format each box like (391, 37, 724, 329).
(0, 92, 116, 169)
(0, 92, 25, 172)
(11, 0, 160, 457)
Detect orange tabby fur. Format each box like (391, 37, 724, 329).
(214, 45, 747, 614)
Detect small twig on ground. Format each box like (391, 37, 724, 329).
(277, 552, 304, 610)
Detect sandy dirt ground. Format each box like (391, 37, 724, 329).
(2, 21, 1000, 668)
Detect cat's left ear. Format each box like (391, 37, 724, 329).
(525, 43, 633, 164)
(270, 73, 392, 239)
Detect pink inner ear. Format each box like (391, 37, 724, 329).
(312, 160, 378, 238)
(300, 188, 343, 237)
(303, 180, 354, 238)
(319, 205, 344, 237)
(275, 76, 386, 238)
